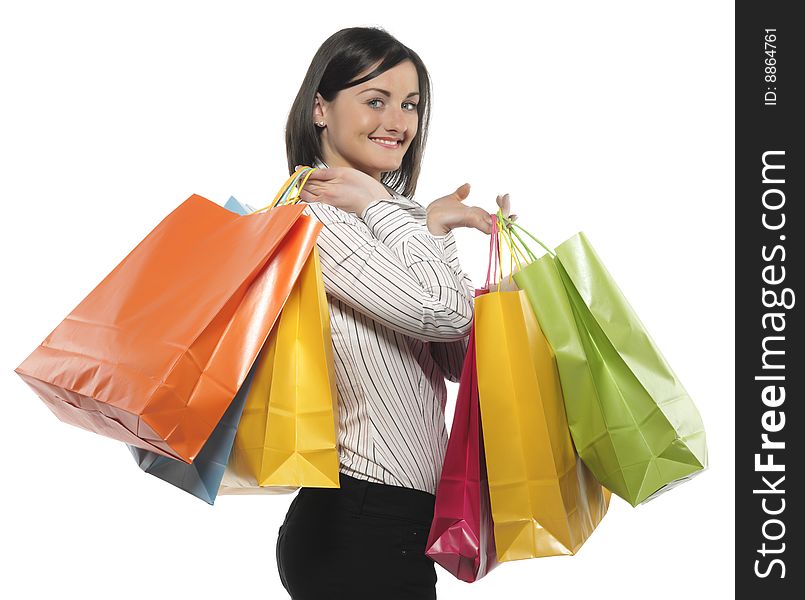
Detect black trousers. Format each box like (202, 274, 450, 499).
(276, 472, 438, 599)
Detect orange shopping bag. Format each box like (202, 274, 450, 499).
(14, 171, 320, 464)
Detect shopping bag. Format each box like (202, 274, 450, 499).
(504, 218, 707, 506)
(128, 359, 258, 504)
(14, 168, 318, 464)
(426, 287, 499, 583)
(474, 218, 611, 562)
(126, 191, 319, 503)
(224, 195, 257, 214)
(226, 239, 340, 489)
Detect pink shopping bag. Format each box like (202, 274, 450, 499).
(425, 288, 499, 583)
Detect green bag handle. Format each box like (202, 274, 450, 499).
(484, 210, 539, 291)
(495, 210, 557, 261)
(495, 208, 531, 274)
(485, 209, 537, 290)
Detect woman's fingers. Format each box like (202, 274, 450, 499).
(302, 169, 321, 183)
(496, 193, 511, 218)
(300, 172, 327, 196)
(297, 188, 320, 202)
(466, 206, 494, 234)
(453, 182, 471, 201)
(303, 165, 337, 182)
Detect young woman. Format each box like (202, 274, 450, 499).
(277, 26, 513, 599)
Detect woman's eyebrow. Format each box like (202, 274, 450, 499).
(358, 87, 420, 98)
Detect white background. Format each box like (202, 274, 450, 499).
(1, 1, 734, 598)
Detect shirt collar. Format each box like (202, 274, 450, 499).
(311, 159, 418, 209)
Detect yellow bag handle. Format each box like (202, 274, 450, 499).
(496, 209, 532, 276)
(498, 212, 557, 260)
(250, 166, 318, 214)
(485, 210, 532, 291)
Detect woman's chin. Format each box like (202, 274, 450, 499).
(348, 152, 402, 175)
(369, 157, 402, 172)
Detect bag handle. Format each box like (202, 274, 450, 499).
(483, 214, 500, 289)
(498, 213, 557, 260)
(486, 208, 541, 291)
(275, 166, 317, 207)
(484, 213, 523, 292)
(495, 208, 530, 273)
(250, 166, 317, 214)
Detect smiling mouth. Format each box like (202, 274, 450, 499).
(369, 137, 402, 149)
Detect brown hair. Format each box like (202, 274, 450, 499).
(284, 26, 432, 199)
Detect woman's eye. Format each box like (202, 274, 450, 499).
(367, 98, 418, 111)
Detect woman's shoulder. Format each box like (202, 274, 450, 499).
(383, 184, 422, 209)
(301, 200, 359, 226)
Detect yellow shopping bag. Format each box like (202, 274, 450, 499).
(224, 242, 340, 489)
(475, 217, 610, 562)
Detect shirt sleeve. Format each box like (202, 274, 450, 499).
(301, 199, 474, 342)
(425, 230, 475, 382)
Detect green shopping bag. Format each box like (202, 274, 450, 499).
(497, 216, 707, 506)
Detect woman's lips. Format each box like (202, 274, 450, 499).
(370, 138, 401, 149)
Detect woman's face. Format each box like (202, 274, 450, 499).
(314, 59, 420, 181)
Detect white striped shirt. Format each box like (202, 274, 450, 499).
(300, 160, 474, 494)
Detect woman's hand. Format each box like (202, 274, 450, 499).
(296, 166, 391, 216)
(426, 185, 516, 236)
(495, 192, 517, 229)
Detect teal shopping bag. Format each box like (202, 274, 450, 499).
(500, 218, 707, 506)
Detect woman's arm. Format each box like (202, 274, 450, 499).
(426, 230, 474, 381)
(428, 336, 470, 383)
(302, 199, 473, 343)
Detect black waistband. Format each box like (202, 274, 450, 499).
(315, 472, 436, 526)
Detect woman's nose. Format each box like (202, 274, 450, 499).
(385, 107, 408, 133)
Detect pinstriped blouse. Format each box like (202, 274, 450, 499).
(299, 159, 474, 495)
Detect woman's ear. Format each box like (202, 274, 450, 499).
(312, 92, 327, 123)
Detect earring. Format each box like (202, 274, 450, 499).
(315, 121, 325, 127)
